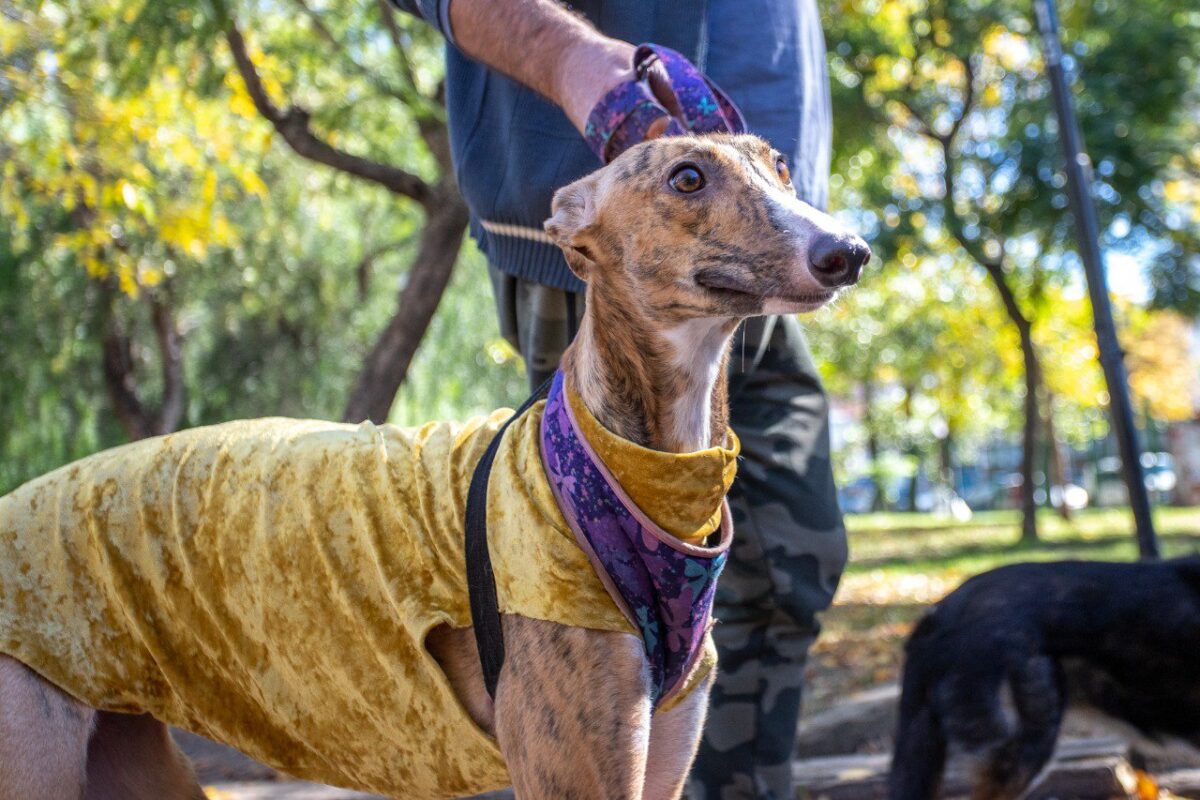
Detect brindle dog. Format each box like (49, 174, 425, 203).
(890, 557, 1200, 800)
(0, 134, 868, 799)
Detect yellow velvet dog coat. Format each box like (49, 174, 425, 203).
(0, 386, 737, 798)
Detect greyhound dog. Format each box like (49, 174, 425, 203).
(0, 134, 868, 800)
(889, 557, 1200, 800)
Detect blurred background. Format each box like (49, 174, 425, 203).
(1, 0, 1199, 786)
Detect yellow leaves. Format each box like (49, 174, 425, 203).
(210, 214, 236, 247)
(202, 171, 218, 207)
(117, 261, 139, 297)
(238, 168, 269, 200)
(932, 18, 951, 48)
(121, 0, 142, 25)
(159, 214, 209, 260)
(1163, 180, 1187, 202)
(1035, 289, 1107, 410)
(0, 17, 24, 58)
(1162, 178, 1200, 223)
(140, 266, 164, 288)
(227, 80, 259, 121)
(1124, 310, 1196, 422)
(1, 20, 278, 293)
(84, 255, 108, 279)
(869, 54, 911, 93)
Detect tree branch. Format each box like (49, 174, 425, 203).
(356, 239, 409, 301)
(897, 55, 975, 146)
(284, 0, 410, 101)
(150, 293, 185, 434)
(947, 55, 975, 145)
(376, 0, 417, 83)
(101, 286, 186, 440)
(224, 23, 431, 204)
(897, 97, 938, 140)
(285, 0, 339, 49)
(343, 188, 470, 423)
(103, 324, 153, 441)
(417, 97, 454, 174)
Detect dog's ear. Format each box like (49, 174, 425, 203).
(545, 174, 601, 280)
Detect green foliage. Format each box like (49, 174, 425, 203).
(1, 0, 1195, 500)
(0, 0, 524, 493)
(814, 0, 1199, 489)
(823, 0, 1199, 306)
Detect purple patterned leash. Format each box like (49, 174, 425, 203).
(539, 371, 732, 707)
(583, 44, 748, 163)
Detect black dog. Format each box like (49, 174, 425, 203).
(889, 557, 1200, 799)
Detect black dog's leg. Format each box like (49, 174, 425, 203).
(889, 628, 947, 800)
(889, 702, 946, 800)
(972, 656, 1064, 800)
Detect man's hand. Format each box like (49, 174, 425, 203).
(448, 0, 635, 134)
(444, 0, 743, 161)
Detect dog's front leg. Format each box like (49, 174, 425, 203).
(495, 616, 652, 799)
(642, 667, 713, 800)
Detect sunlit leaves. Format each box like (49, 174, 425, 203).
(1123, 309, 1197, 423)
(1, 7, 271, 298)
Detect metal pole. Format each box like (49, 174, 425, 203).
(1033, 0, 1159, 557)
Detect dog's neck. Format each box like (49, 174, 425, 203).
(561, 280, 739, 453)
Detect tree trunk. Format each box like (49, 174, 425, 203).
(102, 286, 186, 441)
(983, 263, 1041, 543)
(863, 377, 887, 512)
(1019, 337, 1041, 541)
(1044, 392, 1073, 521)
(899, 384, 922, 512)
(342, 187, 470, 424)
(940, 425, 954, 489)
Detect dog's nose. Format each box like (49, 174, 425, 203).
(809, 234, 871, 287)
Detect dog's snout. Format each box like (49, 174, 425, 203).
(809, 234, 871, 287)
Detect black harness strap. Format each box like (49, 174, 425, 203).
(467, 291, 579, 699)
(465, 376, 553, 699)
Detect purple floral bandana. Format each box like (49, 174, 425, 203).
(539, 371, 732, 707)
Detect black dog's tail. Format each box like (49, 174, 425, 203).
(889, 616, 947, 800)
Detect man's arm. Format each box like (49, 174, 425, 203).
(390, 0, 633, 133)
(447, 0, 634, 133)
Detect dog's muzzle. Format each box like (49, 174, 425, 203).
(809, 233, 871, 288)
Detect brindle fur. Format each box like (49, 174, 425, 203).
(0, 135, 865, 798)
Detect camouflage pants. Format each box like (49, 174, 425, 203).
(490, 268, 847, 800)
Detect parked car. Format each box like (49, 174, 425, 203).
(1144, 452, 1177, 504)
(1091, 453, 1177, 506)
(995, 471, 1089, 511)
(838, 476, 879, 515)
(1048, 483, 1090, 512)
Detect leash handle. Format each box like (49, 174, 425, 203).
(465, 377, 554, 698)
(583, 43, 747, 163)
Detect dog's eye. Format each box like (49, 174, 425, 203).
(775, 156, 791, 185)
(669, 164, 706, 194)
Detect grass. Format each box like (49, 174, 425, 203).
(802, 506, 1200, 716)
